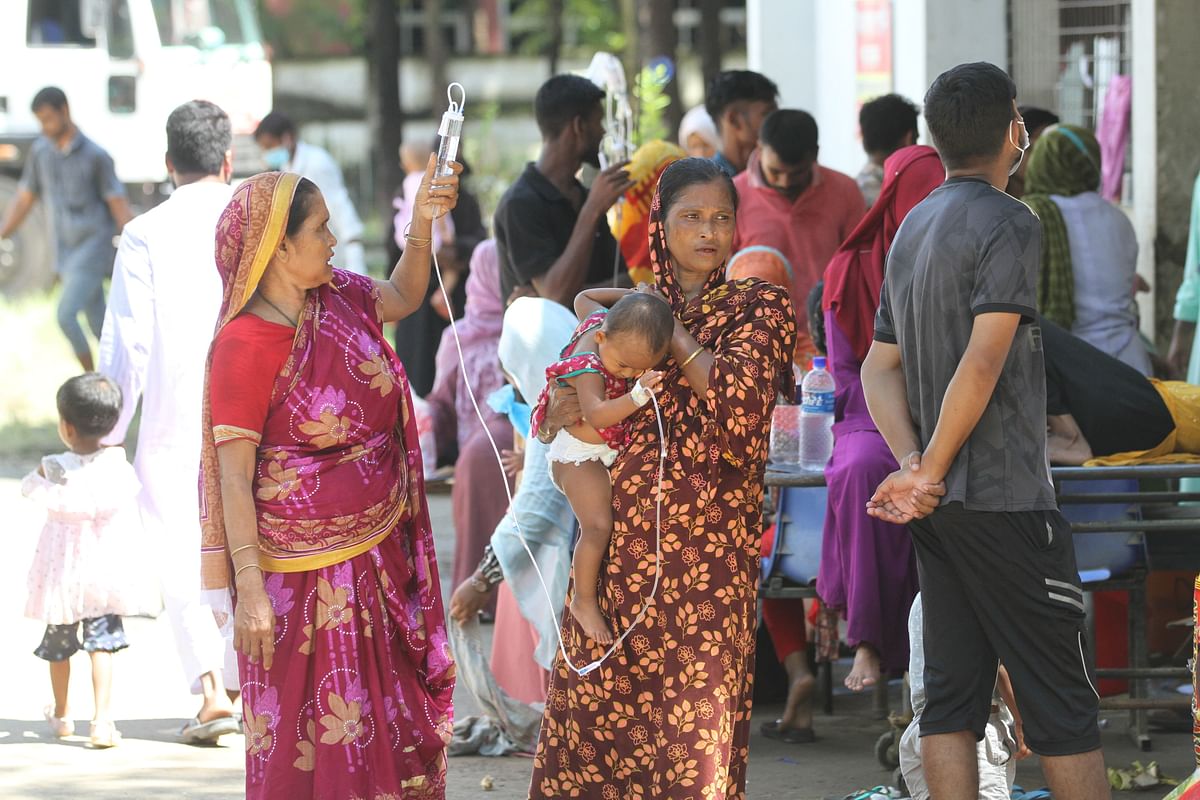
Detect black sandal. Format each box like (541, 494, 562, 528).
(760, 719, 816, 743)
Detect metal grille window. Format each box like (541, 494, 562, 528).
(1009, 0, 1132, 130)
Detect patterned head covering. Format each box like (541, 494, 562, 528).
(213, 172, 303, 327)
(201, 171, 303, 590)
(1023, 124, 1104, 328)
(647, 179, 727, 316)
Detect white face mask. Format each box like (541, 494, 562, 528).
(1008, 118, 1030, 177)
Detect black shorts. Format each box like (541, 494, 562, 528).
(34, 615, 128, 662)
(909, 503, 1101, 757)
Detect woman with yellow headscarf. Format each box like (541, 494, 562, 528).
(199, 157, 460, 798)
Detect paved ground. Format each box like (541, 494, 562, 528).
(0, 468, 1194, 799)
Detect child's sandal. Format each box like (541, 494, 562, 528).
(88, 719, 121, 748)
(43, 705, 73, 738)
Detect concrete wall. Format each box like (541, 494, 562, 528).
(1149, 0, 1200, 342)
(747, 0, 1009, 176)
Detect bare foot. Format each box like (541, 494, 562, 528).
(844, 644, 881, 692)
(570, 596, 613, 645)
(780, 672, 815, 731)
(196, 697, 236, 725)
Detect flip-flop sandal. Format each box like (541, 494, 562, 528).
(760, 719, 816, 744)
(180, 715, 240, 744)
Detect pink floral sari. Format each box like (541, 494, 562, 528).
(199, 173, 454, 799)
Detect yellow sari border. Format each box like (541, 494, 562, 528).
(258, 498, 406, 573)
(213, 424, 262, 446)
(241, 172, 301, 310)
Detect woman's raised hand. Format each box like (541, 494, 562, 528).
(233, 574, 276, 670)
(414, 153, 462, 223)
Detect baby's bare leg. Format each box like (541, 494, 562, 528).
(553, 459, 615, 645)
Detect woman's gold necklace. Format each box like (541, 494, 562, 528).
(259, 294, 298, 327)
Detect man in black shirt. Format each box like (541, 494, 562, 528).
(863, 63, 1110, 799)
(494, 75, 634, 307)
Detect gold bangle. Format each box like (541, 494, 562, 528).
(234, 563, 262, 580)
(680, 346, 705, 368)
(230, 543, 257, 558)
(405, 234, 432, 248)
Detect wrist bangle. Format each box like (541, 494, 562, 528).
(230, 543, 257, 558)
(404, 234, 432, 248)
(235, 563, 262, 580)
(680, 346, 705, 368)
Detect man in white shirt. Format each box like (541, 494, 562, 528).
(99, 100, 240, 745)
(253, 110, 366, 274)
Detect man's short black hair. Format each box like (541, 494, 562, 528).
(605, 293, 675, 357)
(254, 110, 296, 140)
(31, 86, 68, 113)
(534, 75, 605, 139)
(57, 373, 122, 439)
(166, 100, 232, 176)
(859, 93, 920, 155)
(705, 70, 779, 131)
(924, 62, 1017, 170)
(760, 110, 819, 165)
(1019, 106, 1060, 135)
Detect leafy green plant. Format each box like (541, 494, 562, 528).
(633, 61, 672, 146)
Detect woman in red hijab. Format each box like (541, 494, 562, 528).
(820, 146, 945, 692)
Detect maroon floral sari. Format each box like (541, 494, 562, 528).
(529, 189, 796, 798)
(199, 173, 453, 799)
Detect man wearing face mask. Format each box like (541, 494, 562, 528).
(732, 109, 865, 360)
(862, 62, 1110, 799)
(493, 74, 634, 308)
(98, 100, 241, 745)
(253, 111, 366, 274)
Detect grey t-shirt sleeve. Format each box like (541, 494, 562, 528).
(969, 206, 1041, 318)
(874, 277, 897, 344)
(18, 145, 40, 197)
(93, 148, 126, 201)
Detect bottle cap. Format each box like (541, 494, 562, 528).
(812, 356, 826, 370)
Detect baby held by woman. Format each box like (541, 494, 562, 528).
(531, 290, 673, 643)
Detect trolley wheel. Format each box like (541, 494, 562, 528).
(875, 729, 900, 769)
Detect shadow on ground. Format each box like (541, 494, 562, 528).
(0, 716, 230, 747)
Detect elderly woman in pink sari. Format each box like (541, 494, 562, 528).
(200, 158, 461, 799)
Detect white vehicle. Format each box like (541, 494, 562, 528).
(0, 0, 272, 294)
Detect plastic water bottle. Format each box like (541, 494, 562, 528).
(799, 356, 835, 471)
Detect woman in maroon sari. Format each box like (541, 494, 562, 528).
(530, 158, 796, 798)
(200, 161, 460, 799)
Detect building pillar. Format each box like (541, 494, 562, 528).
(1146, 0, 1200, 343)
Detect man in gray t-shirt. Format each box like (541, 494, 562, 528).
(862, 63, 1109, 800)
(875, 175, 1055, 512)
(0, 87, 132, 371)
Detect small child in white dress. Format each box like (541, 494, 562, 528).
(23, 373, 153, 748)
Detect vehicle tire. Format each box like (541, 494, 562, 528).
(0, 174, 55, 298)
(875, 729, 900, 769)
